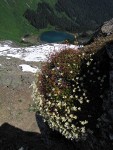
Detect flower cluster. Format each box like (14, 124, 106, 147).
(32, 46, 109, 141)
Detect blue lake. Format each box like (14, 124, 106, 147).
(40, 31, 75, 43)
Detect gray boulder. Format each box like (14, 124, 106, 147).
(101, 18, 113, 35)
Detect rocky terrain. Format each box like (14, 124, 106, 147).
(0, 55, 40, 131)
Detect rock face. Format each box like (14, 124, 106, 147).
(35, 35, 113, 150)
(90, 18, 113, 42)
(79, 18, 113, 45)
(101, 18, 113, 35)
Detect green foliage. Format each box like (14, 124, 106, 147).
(0, 0, 55, 41)
(24, 0, 113, 33)
(32, 37, 109, 140)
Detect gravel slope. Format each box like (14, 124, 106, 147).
(0, 55, 41, 133)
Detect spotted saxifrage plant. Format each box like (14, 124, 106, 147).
(32, 42, 109, 141)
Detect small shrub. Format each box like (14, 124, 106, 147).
(32, 41, 109, 140)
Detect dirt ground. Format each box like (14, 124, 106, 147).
(0, 56, 42, 133)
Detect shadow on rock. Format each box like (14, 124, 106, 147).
(0, 123, 47, 150)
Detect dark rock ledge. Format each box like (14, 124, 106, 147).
(35, 34, 113, 150)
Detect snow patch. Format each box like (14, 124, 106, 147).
(19, 64, 39, 73)
(6, 57, 11, 59)
(0, 42, 79, 62)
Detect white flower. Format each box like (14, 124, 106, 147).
(48, 101, 51, 105)
(70, 71, 73, 74)
(72, 106, 77, 111)
(76, 82, 79, 85)
(75, 95, 78, 98)
(80, 97, 83, 100)
(57, 102, 61, 106)
(75, 134, 79, 139)
(48, 93, 51, 97)
(80, 77, 83, 81)
(54, 108, 58, 112)
(98, 77, 101, 80)
(97, 70, 99, 73)
(90, 72, 93, 75)
(71, 124, 75, 128)
(93, 67, 96, 70)
(83, 93, 86, 96)
(86, 100, 90, 103)
(100, 95, 103, 98)
(90, 58, 93, 61)
(58, 82, 61, 85)
(62, 117, 66, 122)
(54, 94, 57, 96)
(81, 127, 86, 133)
(68, 118, 72, 122)
(73, 116, 77, 119)
(86, 61, 90, 66)
(73, 88, 76, 92)
(77, 86, 80, 89)
(81, 83, 83, 86)
(58, 78, 62, 81)
(83, 75, 86, 77)
(45, 75, 48, 78)
(101, 79, 104, 83)
(79, 100, 83, 104)
(57, 67, 60, 70)
(103, 75, 107, 78)
(70, 95, 73, 98)
(52, 112, 56, 116)
(78, 107, 81, 111)
(62, 102, 66, 106)
(65, 122, 69, 127)
(80, 120, 88, 125)
(70, 114, 74, 118)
